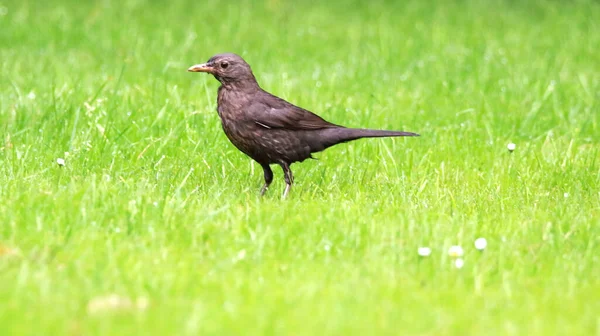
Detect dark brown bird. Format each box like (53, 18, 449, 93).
(188, 53, 419, 197)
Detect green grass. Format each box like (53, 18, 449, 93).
(1, 0, 600, 334)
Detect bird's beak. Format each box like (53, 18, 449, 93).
(187, 63, 213, 73)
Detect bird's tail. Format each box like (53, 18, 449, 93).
(309, 127, 419, 153)
(339, 128, 420, 140)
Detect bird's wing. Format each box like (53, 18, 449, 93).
(247, 92, 340, 131)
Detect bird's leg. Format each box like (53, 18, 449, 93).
(260, 164, 273, 196)
(279, 162, 294, 198)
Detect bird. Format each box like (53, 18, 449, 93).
(188, 53, 419, 198)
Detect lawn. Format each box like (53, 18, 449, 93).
(1, 0, 599, 335)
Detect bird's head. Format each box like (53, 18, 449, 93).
(188, 53, 257, 87)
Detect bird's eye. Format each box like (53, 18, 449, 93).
(220, 62, 229, 69)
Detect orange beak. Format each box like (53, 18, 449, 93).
(187, 63, 213, 73)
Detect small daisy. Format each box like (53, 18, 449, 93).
(474, 238, 487, 251)
(454, 258, 465, 269)
(448, 245, 464, 257)
(418, 247, 432, 257)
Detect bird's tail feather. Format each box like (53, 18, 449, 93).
(341, 128, 420, 140)
(309, 127, 419, 153)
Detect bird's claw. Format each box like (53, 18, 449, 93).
(282, 184, 291, 199)
(260, 184, 269, 196)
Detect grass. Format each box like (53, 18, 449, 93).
(1, 0, 600, 334)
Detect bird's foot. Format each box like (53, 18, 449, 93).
(260, 183, 270, 196)
(282, 184, 291, 199)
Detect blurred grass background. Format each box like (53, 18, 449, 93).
(1, 0, 599, 335)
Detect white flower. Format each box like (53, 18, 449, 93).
(448, 245, 464, 257)
(474, 238, 487, 250)
(454, 258, 465, 269)
(418, 247, 431, 257)
(563, 193, 569, 198)
(56, 158, 65, 166)
(87, 294, 149, 314)
(507, 143, 516, 152)
(236, 249, 246, 260)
